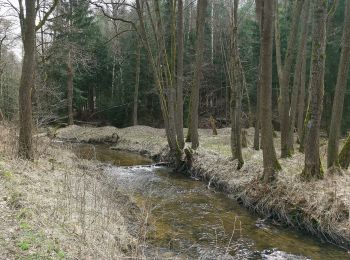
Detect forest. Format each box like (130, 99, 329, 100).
(1, 0, 350, 259)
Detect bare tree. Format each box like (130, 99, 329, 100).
(327, 0, 350, 169)
(16, 0, 58, 159)
(67, 49, 74, 125)
(176, 0, 185, 149)
(277, 0, 304, 158)
(253, 0, 263, 150)
(287, 0, 310, 153)
(188, 0, 208, 149)
(230, 0, 244, 169)
(301, 0, 328, 180)
(260, 0, 281, 183)
(133, 36, 141, 126)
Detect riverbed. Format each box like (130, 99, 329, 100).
(75, 144, 350, 259)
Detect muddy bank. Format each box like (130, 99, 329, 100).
(55, 125, 350, 251)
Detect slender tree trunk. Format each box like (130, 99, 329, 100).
(327, 0, 350, 168)
(287, 0, 310, 153)
(133, 39, 141, 126)
(176, 0, 185, 149)
(274, 0, 282, 85)
(280, 0, 304, 158)
(230, 0, 244, 169)
(67, 50, 74, 125)
(18, 0, 37, 160)
(189, 0, 208, 149)
(254, 0, 263, 151)
(297, 27, 308, 143)
(301, 0, 327, 180)
(210, 0, 214, 64)
(153, 0, 179, 155)
(261, 0, 281, 183)
(111, 52, 116, 100)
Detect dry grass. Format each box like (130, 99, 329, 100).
(0, 123, 153, 259)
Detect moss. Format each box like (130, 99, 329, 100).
(18, 241, 30, 251)
(339, 134, 350, 169)
(299, 106, 310, 153)
(300, 159, 324, 181)
(274, 159, 282, 171)
(237, 159, 244, 170)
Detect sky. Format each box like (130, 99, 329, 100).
(1, 0, 22, 58)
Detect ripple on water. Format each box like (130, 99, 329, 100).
(74, 145, 350, 260)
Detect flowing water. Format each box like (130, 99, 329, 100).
(76, 144, 350, 259)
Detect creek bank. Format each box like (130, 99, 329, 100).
(0, 124, 147, 259)
(55, 125, 350, 251)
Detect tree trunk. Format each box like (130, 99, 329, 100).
(301, 0, 327, 180)
(230, 0, 244, 169)
(254, 0, 263, 151)
(67, 50, 74, 125)
(339, 134, 350, 169)
(327, 0, 350, 168)
(280, 0, 304, 158)
(18, 0, 37, 160)
(297, 26, 309, 143)
(133, 39, 141, 126)
(210, 0, 214, 64)
(176, 0, 185, 149)
(287, 0, 310, 153)
(189, 0, 208, 149)
(274, 0, 282, 85)
(261, 0, 281, 183)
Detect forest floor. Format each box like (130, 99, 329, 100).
(0, 123, 153, 259)
(55, 125, 350, 251)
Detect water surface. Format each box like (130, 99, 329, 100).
(76, 144, 349, 259)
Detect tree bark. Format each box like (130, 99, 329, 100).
(189, 0, 208, 149)
(133, 39, 141, 126)
(297, 24, 309, 143)
(18, 0, 37, 160)
(339, 133, 350, 169)
(67, 50, 74, 125)
(230, 0, 244, 169)
(274, 0, 282, 85)
(287, 0, 310, 153)
(327, 0, 350, 168)
(210, 0, 214, 64)
(261, 0, 281, 183)
(301, 0, 327, 180)
(280, 0, 304, 158)
(176, 0, 185, 149)
(254, 0, 263, 151)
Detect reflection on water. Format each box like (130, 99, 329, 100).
(74, 144, 152, 166)
(75, 144, 349, 259)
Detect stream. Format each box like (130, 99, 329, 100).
(75, 144, 350, 259)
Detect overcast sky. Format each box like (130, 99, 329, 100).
(1, 0, 22, 58)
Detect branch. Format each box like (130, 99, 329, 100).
(35, 0, 59, 31)
(89, 0, 136, 27)
(328, 0, 338, 20)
